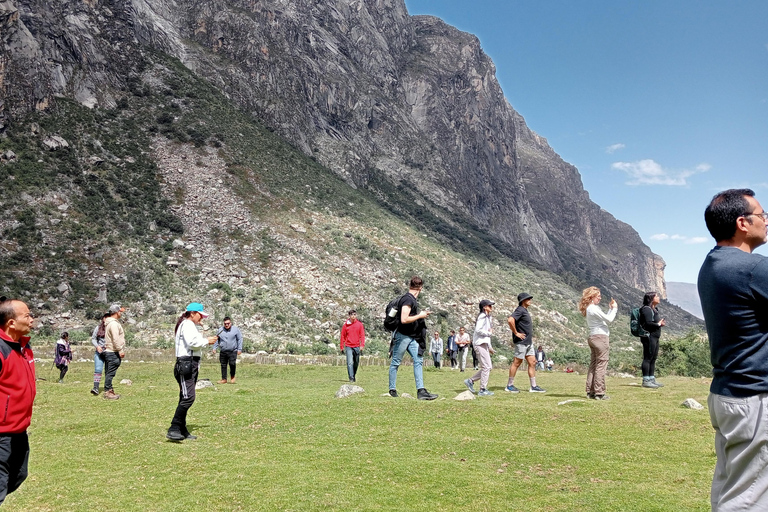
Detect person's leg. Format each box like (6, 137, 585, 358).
(219, 351, 229, 381)
(352, 347, 360, 379)
(471, 345, 478, 369)
(93, 351, 104, 392)
(345, 346, 356, 381)
(649, 333, 660, 378)
(103, 352, 121, 391)
(459, 346, 468, 371)
(405, 339, 425, 391)
(508, 358, 522, 383)
(388, 334, 409, 391)
(592, 335, 610, 396)
(169, 361, 197, 436)
(640, 337, 652, 378)
(586, 336, 598, 395)
(59, 365, 68, 382)
(228, 350, 238, 380)
(476, 344, 492, 390)
(0, 433, 29, 506)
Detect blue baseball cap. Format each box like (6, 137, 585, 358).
(185, 302, 209, 318)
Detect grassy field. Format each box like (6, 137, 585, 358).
(10, 360, 714, 511)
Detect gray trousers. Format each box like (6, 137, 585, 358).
(709, 392, 768, 511)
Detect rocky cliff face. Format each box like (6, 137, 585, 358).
(1, 0, 665, 296)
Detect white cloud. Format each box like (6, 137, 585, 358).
(650, 233, 709, 244)
(611, 159, 710, 186)
(605, 143, 625, 154)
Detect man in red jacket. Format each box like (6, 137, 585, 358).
(340, 309, 365, 382)
(0, 297, 36, 505)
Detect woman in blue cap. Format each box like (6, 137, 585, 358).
(167, 303, 217, 441)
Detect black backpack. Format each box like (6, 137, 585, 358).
(630, 307, 649, 337)
(384, 295, 405, 332)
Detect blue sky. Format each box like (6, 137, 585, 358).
(404, 0, 768, 283)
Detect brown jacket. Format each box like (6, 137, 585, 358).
(104, 316, 125, 352)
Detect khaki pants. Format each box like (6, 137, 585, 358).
(585, 334, 609, 396)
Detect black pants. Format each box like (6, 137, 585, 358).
(471, 345, 478, 368)
(0, 433, 29, 505)
(640, 333, 660, 377)
(219, 350, 237, 380)
(57, 364, 68, 381)
(169, 357, 199, 435)
(448, 350, 457, 368)
(104, 352, 122, 391)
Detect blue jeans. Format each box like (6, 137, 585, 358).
(388, 332, 424, 391)
(94, 351, 105, 374)
(344, 346, 361, 380)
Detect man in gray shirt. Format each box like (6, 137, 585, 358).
(213, 317, 243, 384)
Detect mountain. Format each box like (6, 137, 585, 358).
(0, 0, 701, 350)
(666, 282, 703, 320)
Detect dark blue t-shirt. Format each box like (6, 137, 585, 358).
(698, 246, 768, 397)
(510, 306, 533, 346)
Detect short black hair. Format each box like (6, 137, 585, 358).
(704, 189, 755, 242)
(409, 276, 423, 289)
(223, 316, 232, 322)
(61, 331, 69, 339)
(0, 298, 16, 329)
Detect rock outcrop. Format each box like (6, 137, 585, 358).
(1, 0, 665, 295)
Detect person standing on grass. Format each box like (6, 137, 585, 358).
(213, 316, 243, 384)
(464, 300, 495, 396)
(579, 287, 617, 400)
(429, 331, 443, 369)
(639, 292, 666, 388)
(446, 330, 458, 369)
(506, 293, 546, 393)
(455, 326, 471, 372)
(90, 313, 108, 395)
(54, 331, 72, 383)
(388, 276, 438, 400)
(0, 297, 36, 506)
(535, 346, 546, 371)
(339, 309, 365, 382)
(103, 304, 126, 400)
(167, 303, 217, 441)
(698, 189, 768, 511)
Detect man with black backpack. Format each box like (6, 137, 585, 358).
(386, 276, 438, 400)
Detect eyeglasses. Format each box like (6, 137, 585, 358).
(744, 212, 768, 221)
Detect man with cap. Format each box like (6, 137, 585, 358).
(340, 309, 365, 382)
(103, 304, 126, 400)
(464, 299, 496, 396)
(0, 297, 36, 505)
(167, 303, 217, 441)
(506, 293, 546, 393)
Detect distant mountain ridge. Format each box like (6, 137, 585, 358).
(666, 282, 703, 320)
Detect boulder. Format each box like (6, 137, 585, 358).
(454, 390, 475, 401)
(195, 379, 214, 389)
(681, 398, 704, 410)
(120, 379, 133, 385)
(335, 384, 364, 398)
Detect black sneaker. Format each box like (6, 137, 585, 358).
(166, 430, 185, 441)
(417, 388, 438, 401)
(90, 388, 99, 396)
(183, 433, 197, 440)
(389, 389, 398, 398)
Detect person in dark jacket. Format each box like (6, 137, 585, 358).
(639, 292, 666, 388)
(54, 331, 72, 383)
(0, 297, 36, 505)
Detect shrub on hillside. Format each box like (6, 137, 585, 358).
(657, 329, 711, 377)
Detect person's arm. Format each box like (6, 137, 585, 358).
(360, 323, 365, 350)
(91, 326, 100, 349)
(340, 323, 347, 352)
(184, 322, 216, 349)
(589, 304, 618, 323)
(507, 316, 523, 340)
(400, 304, 429, 324)
(640, 306, 661, 328)
(236, 328, 243, 354)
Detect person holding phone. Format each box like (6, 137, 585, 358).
(579, 287, 617, 400)
(640, 292, 666, 388)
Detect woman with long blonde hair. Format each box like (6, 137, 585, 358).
(579, 287, 617, 400)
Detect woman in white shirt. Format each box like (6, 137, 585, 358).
(167, 302, 217, 441)
(464, 300, 496, 396)
(579, 287, 617, 400)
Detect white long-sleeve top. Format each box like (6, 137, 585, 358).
(473, 312, 493, 348)
(585, 303, 618, 336)
(175, 318, 210, 357)
(429, 337, 443, 354)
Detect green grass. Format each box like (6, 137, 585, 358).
(13, 362, 713, 511)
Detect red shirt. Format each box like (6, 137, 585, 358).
(340, 319, 365, 350)
(0, 329, 36, 434)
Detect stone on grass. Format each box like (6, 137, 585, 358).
(119, 379, 132, 385)
(454, 390, 476, 401)
(196, 379, 214, 390)
(400, 392, 415, 399)
(335, 384, 365, 398)
(682, 398, 704, 410)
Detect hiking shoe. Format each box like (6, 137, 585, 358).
(595, 394, 610, 400)
(90, 387, 99, 396)
(642, 380, 660, 388)
(587, 393, 596, 399)
(166, 430, 185, 441)
(651, 378, 664, 387)
(217, 379, 227, 384)
(478, 389, 494, 396)
(530, 386, 546, 393)
(417, 388, 438, 401)
(389, 389, 398, 398)
(464, 378, 476, 394)
(183, 433, 197, 440)
(230, 377, 237, 384)
(103, 389, 120, 400)
(505, 385, 520, 393)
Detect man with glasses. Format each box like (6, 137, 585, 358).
(698, 189, 768, 511)
(213, 317, 243, 384)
